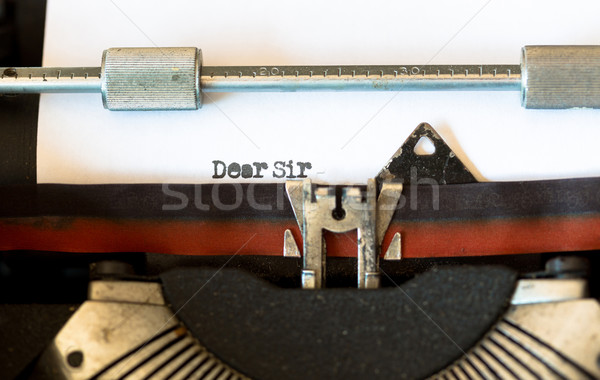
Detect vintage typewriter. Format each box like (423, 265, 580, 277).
(1, 2, 599, 379)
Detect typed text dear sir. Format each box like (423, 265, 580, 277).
(212, 160, 312, 179)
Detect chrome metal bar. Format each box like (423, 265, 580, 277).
(200, 65, 521, 92)
(0, 67, 101, 93)
(1, 64, 520, 94)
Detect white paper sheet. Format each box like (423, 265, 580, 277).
(38, 0, 600, 184)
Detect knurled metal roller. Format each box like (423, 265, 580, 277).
(1, 45, 600, 110)
(101, 47, 202, 110)
(520, 45, 600, 109)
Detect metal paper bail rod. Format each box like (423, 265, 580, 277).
(1, 45, 600, 110)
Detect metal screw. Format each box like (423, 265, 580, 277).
(67, 350, 84, 368)
(331, 208, 346, 220)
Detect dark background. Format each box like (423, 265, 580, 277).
(0, 0, 45, 185)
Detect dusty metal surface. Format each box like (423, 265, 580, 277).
(431, 298, 600, 379)
(510, 278, 588, 305)
(432, 271, 600, 380)
(32, 280, 247, 380)
(32, 264, 599, 379)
